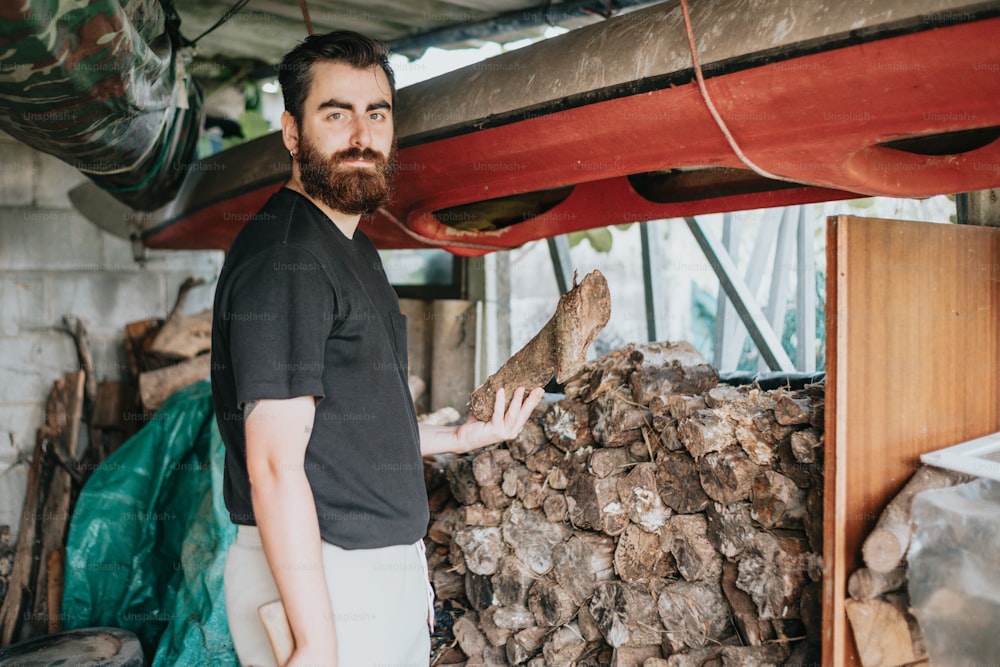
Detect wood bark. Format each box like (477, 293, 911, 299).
(591, 391, 648, 448)
(502, 502, 571, 575)
(543, 399, 593, 452)
(541, 622, 590, 667)
(721, 560, 772, 647)
(474, 448, 516, 487)
(697, 447, 765, 505)
(848, 567, 907, 601)
(492, 555, 538, 607)
(138, 353, 211, 411)
(493, 604, 536, 631)
(678, 410, 736, 459)
(616, 463, 669, 533)
(467, 571, 495, 611)
(150, 276, 210, 359)
(565, 467, 628, 536)
(527, 576, 577, 627)
(660, 514, 722, 583)
(506, 625, 547, 665)
(628, 364, 718, 406)
(0, 371, 84, 645)
(448, 457, 480, 506)
(750, 470, 807, 529)
(590, 582, 664, 648)
(454, 613, 488, 659)
(454, 526, 508, 576)
(613, 524, 676, 584)
(861, 465, 971, 573)
(551, 533, 615, 605)
(508, 419, 546, 462)
(654, 451, 710, 515)
(773, 391, 813, 425)
(470, 270, 611, 421)
(656, 580, 732, 653)
(736, 532, 809, 620)
(704, 501, 757, 560)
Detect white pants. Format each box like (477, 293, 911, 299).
(224, 525, 432, 667)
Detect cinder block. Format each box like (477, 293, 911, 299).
(0, 143, 37, 206)
(0, 335, 79, 404)
(34, 151, 86, 209)
(0, 462, 29, 540)
(164, 273, 219, 315)
(0, 274, 48, 336)
(144, 247, 225, 276)
(0, 207, 104, 270)
(46, 271, 167, 338)
(0, 402, 42, 464)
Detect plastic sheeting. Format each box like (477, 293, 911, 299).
(908, 477, 1000, 665)
(62, 380, 237, 666)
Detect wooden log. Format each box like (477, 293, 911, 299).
(654, 451, 710, 514)
(790, 427, 823, 464)
(665, 394, 707, 421)
(614, 524, 676, 584)
(697, 447, 765, 505)
(616, 463, 670, 532)
(588, 582, 636, 648)
(46, 548, 64, 633)
(492, 555, 538, 607)
(848, 567, 907, 601)
(844, 597, 921, 667)
(703, 384, 744, 408)
(506, 626, 547, 665)
(527, 576, 578, 627)
(799, 580, 823, 646)
(502, 501, 571, 575)
(124, 317, 169, 377)
(428, 504, 463, 543)
(493, 605, 536, 631)
(773, 391, 812, 425)
(542, 622, 590, 667)
(542, 492, 568, 523)
(678, 410, 736, 459)
(447, 456, 480, 505)
(735, 532, 809, 620)
(628, 363, 718, 406)
(774, 435, 817, 489)
(591, 391, 648, 448)
(464, 503, 505, 528)
(543, 399, 593, 452)
(660, 514, 722, 583)
(138, 353, 211, 411)
(610, 645, 662, 667)
(721, 560, 772, 647)
(467, 571, 495, 611)
(449, 534, 467, 575)
(565, 467, 628, 536)
(704, 501, 757, 560)
(470, 270, 611, 422)
(474, 448, 516, 487)
(861, 465, 971, 573)
(590, 447, 636, 479)
(656, 580, 733, 653)
(546, 466, 568, 490)
(552, 533, 616, 606)
(479, 605, 514, 647)
(501, 465, 532, 499)
(508, 417, 547, 462)
(750, 470, 807, 529)
(454, 613, 488, 660)
(481, 483, 513, 510)
(524, 444, 564, 475)
(734, 420, 779, 467)
(150, 276, 210, 359)
(454, 526, 508, 576)
(576, 602, 604, 642)
(804, 483, 824, 553)
(431, 565, 465, 601)
(0, 371, 84, 645)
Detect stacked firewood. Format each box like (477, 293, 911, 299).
(846, 465, 971, 667)
(425, 341, 825, 667)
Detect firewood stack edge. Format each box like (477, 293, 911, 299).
(425, 341, 825, 667)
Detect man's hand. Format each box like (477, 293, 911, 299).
(419, 387, 544, 456)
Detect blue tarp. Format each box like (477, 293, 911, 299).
(62, 380, 238, 666)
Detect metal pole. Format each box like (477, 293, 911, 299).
(685, 216, 795, 372)
(547, 235, 574, 295)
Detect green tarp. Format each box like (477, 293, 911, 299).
(62, 380, 237, 666)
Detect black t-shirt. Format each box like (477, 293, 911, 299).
(210, 188, 429, 549)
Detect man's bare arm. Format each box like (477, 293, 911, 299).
(245, 397, 337, 666)
(419, 386, 545, 456)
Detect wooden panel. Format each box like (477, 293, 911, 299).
(824, 215, 1000, 665)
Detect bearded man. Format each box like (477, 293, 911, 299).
(210, 31, 543, 667)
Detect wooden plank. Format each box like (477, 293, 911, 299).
(824, 215, 1000, 665)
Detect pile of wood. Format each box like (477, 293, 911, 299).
(0, 278, 211, 647)
(425, 341, 825, 667)
(846, 465, 971, 667)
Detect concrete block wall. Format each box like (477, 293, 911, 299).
(0, 133, 223, 536)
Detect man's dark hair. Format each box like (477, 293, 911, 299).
(278, 31, 396, 125)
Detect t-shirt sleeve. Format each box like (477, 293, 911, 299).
(223, 244, 334, 406)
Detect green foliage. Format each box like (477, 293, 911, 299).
(568, 227, 614, 253)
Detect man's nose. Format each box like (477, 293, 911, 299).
(350, 116, 372, 148)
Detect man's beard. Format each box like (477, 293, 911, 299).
(297, 136, 396, 215)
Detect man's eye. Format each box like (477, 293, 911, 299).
(371, 112, 385, 120)
(328, 112, 344, 120)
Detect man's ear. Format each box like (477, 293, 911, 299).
(281, 111, 299, 156)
